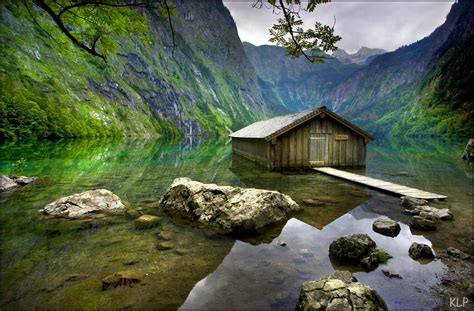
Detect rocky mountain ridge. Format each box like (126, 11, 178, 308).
(332, 47, 386, 65)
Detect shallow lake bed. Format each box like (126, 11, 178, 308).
(0, 137, 472, 309)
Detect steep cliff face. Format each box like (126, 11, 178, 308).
(329, 0, 473, 138)
(243, 42, 360, 113)
(0, 0, 268, 140)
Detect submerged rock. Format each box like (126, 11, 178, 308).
(159, 177, 301, 234)
(400, 196, 428, 209)
(156, 231, 173, 241)
(0, 175, 18, 192)
(329, 234, 376, 263)
(446, 247, 471, 260)
(102, 270, 142, 290)
(408, 242, 435, 260)
(134, 214, 161, 230)
(65, 274, 89, 282)
(12, 175, 39, 186)
(410, 215, 438, 231)
(295, 270, 388, 311)
(41, 189, 125, 219)
(1, 174, 39, 192)
(156, 241, 174, 251)
(312, 195, 341, 204)
(302, 198, 325, 206)
(382, 270, 402, 279)
(372, 217, 401, 237)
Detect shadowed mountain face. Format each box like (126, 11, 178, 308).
(243, 42, 362, 113)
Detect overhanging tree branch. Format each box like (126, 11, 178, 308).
(163, 0, 176, 54)
(33, 0, 108, 61)
(57, 0, 150, 17)
(32, 0, 177, 62)
(263, 0, 341, 63)
(278, 0, 314, 63)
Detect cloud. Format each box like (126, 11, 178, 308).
(223, 0, 454, 53)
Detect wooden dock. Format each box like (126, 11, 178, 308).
(313, 167, 447, 200)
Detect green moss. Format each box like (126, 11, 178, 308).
(371, 248, 392, 264)
(457, 281, 470, 291)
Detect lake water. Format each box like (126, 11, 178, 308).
(0, 137, 472, 310)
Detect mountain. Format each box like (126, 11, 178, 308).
(0, 0, 277, 141)
(1, 0, 471, 141)
(244, 0, 473, 139)
(328, 0, 473, 138)
(243, 42, 361, 113)
(332, 47, 386, 65)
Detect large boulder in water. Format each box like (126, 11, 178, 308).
(329, 234, 376, 263)
(295, 270, 388, 311)
(159, 177, 301, 234)
(41, 189, 125, 219)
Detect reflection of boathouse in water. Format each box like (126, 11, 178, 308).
(230, 106, 374, 170)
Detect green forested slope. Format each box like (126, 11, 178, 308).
(1, 0, 471, 142)
(330, 0, 473, 139)
(0, 0, 270, 141)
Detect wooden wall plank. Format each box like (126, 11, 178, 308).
(303, 122, 309, 167)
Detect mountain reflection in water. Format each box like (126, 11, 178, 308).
(0, 137, 470, 310)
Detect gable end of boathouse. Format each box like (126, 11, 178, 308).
(229, 106, 374, 170)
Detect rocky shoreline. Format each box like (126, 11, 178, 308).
(433, 245, 473, 310)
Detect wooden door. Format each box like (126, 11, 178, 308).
(309, 134, 328, 166)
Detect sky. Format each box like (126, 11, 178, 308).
(223, 0, 454, 53)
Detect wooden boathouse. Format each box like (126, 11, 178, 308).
(230, 106, 374, 170)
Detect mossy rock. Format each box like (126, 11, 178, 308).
(156, 231, 173, 241)
(156, 241, 174, 251)
(102, 270, 142, 290)
(134, 215, 161, 230)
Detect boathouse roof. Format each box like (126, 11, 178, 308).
(229, 106, 374, 141)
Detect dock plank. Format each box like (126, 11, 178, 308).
(313, 167, 447, 200)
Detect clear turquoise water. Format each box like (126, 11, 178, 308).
(0, 137, 472, 310)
